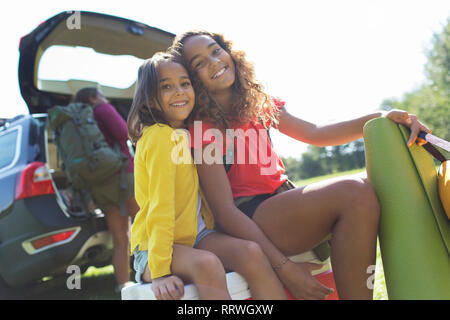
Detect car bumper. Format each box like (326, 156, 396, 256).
(0, 195, 112, 287)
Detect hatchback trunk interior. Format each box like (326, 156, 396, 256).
(20, 11, 174, 115)
(20, 11, 175, 215)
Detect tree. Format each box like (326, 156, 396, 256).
(282, 139, 366, 180)
(426, 18, 450, 98)
(381, 18, 450, 141)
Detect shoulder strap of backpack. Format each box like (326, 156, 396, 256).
(73, 107, 97, 170)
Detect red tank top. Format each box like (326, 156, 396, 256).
(188, 98, 287, 198)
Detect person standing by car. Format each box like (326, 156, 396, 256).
(74, 87, 139, 293)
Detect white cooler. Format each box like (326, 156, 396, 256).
(121, 250, 331, 300)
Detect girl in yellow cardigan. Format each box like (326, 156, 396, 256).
(126, 52, 287, 300)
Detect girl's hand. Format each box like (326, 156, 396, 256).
(384, 109, 431, 147)
(277, 260, 334, 300)
(152, 275, 185, 300)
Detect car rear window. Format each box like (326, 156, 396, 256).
(37, 45, 143, 89)
(0, 128, 19, 170)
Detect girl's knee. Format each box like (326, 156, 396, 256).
(357, 179, 380, 215)
(192, 251, 225, 280)
(342, 178, 380, 222)
(241, 240, 264, 257)
(234, 240, 267, 268)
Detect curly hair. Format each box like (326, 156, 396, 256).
(169, 30, 279, 130)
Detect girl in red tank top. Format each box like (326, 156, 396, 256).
(170, 30, 430, 300)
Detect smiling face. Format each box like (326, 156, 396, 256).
(155, 61, 195, 128)
(182, 35, 236, 95)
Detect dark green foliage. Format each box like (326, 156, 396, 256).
(381, 18, 450, 141)
(283, 139, 366, 180)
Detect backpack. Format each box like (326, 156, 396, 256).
(48, 103, 128, 211)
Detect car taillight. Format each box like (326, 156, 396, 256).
(31, 230, 76, 250)
(22, 227, 81, 254)
(15, 162, 55, 200)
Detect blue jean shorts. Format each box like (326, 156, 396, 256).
(133, 228, 215, 283)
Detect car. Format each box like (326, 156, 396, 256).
(0, 10, 174, 298)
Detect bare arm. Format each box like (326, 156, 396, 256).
(196, 160, 286, 267)
(277, 107, 430, 147)
(196, 151, 333, 299)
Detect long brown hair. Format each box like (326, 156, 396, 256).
(127, 52, 182, 144)
(169, 30, 279, 130)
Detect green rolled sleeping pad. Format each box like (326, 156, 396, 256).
(363, 117, 450, 300)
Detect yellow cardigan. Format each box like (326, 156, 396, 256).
(130, 124, 215, 279)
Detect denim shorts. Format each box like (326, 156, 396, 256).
(133, 228, 215, 283)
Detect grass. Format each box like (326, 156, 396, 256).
(293, 168, 367, 187)
(12, 265, 122, 300)
(13, 167, 388, 300)
(374, 243, 388, 300)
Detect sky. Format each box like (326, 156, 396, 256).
(1, 0, 449, 158)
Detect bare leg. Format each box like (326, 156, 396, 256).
(197, 232, 287, 300)
(142, 244, 231, 300)
(126, 196, 139, 219)
(104, 206, 131, 286)
(253, 176, 380, 300)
